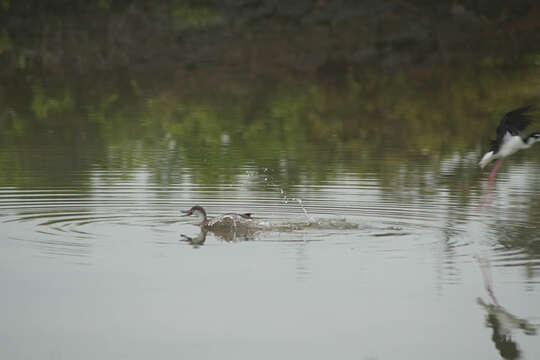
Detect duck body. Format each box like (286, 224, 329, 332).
(181, 205, 254, 230)
(206, 213, 254, 229)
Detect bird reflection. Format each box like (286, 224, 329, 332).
(180, 205, 261, 247)
(476, 256, 537, 359)
(180, 227, 259, 248)
(180, 231, 208, 248)
(477, 179, 495, 209)
(477, 297, 536, 360)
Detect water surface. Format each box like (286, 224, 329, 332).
(1, 139, 540, 359)
(2, 3, 540, 356)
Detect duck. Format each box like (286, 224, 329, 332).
(180, 205, 254, 229)
(479, 106, 540, 180)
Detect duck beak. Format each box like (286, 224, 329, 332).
(181, 210, 192, 217)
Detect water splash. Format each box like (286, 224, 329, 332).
(295, 198, 315, 223)
(247, 217, 360, 233)
(262, 168, 315, 222)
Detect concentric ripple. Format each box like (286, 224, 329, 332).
(2, 158, 540, 275)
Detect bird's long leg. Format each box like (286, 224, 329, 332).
(478, 180, 495, 209)
(488, 158, 504, 183)
(476, 255, 500, 306)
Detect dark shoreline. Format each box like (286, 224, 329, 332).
(1, 1, 540, 77)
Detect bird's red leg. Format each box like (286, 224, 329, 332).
(476, 255, 500, 306)
(488, 158, 504, 183)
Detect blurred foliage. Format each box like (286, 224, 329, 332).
(98, 0, 111, 10)
(16, 54, 25, 69)
(1, 51, 539, 257)
(0, 0, 539, 194)
(1, 58, 538, 190)
(1, 0, 539, 75)
(172, 0, 223, 28)
(0, 29, 11, 54)
(31, 86, 74, 119)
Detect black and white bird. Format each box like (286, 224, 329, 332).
(479, 106, 540, 179)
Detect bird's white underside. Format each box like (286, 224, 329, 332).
(479, 133, 532, 168)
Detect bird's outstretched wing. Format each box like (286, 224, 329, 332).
(490, 106, 534, 152)
(497, 106, 533, 135)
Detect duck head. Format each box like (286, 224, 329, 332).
(181, 205, 208, 224)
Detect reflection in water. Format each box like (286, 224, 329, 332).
(180, 231, 207, 248)
(477, 256, 499, 305)
(180, 226, 259, 247)
(179, 205, 263, 246)
(476, 256, 538, 359)
(2, 148, 540, 359)
(180, 214, 361, 248)
(2, 3, 540, 359)
(477, 298, 537, 360)
(477, 180, 496, 210)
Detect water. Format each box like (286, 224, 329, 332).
(1, 139, 540, 359)
(2, 4, 540, 354)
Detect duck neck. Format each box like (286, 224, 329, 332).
(193, 208, 208, 225)
(199, 212, 208, 225)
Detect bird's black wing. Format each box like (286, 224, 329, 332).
(489, 106, 534, 152)
(497, 106, 533, 135)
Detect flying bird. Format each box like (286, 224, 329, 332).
(479, 106, 540, 180)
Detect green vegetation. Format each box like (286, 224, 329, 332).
(1, 58, 538, 191)
(1, 1, 539, 193)
(172, 1, 223, 28)
(0, 30, 11, 54)
(31, 86, 74, 119)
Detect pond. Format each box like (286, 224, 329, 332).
(2, 73, 540, 359)
(2, 2, 540, 358)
